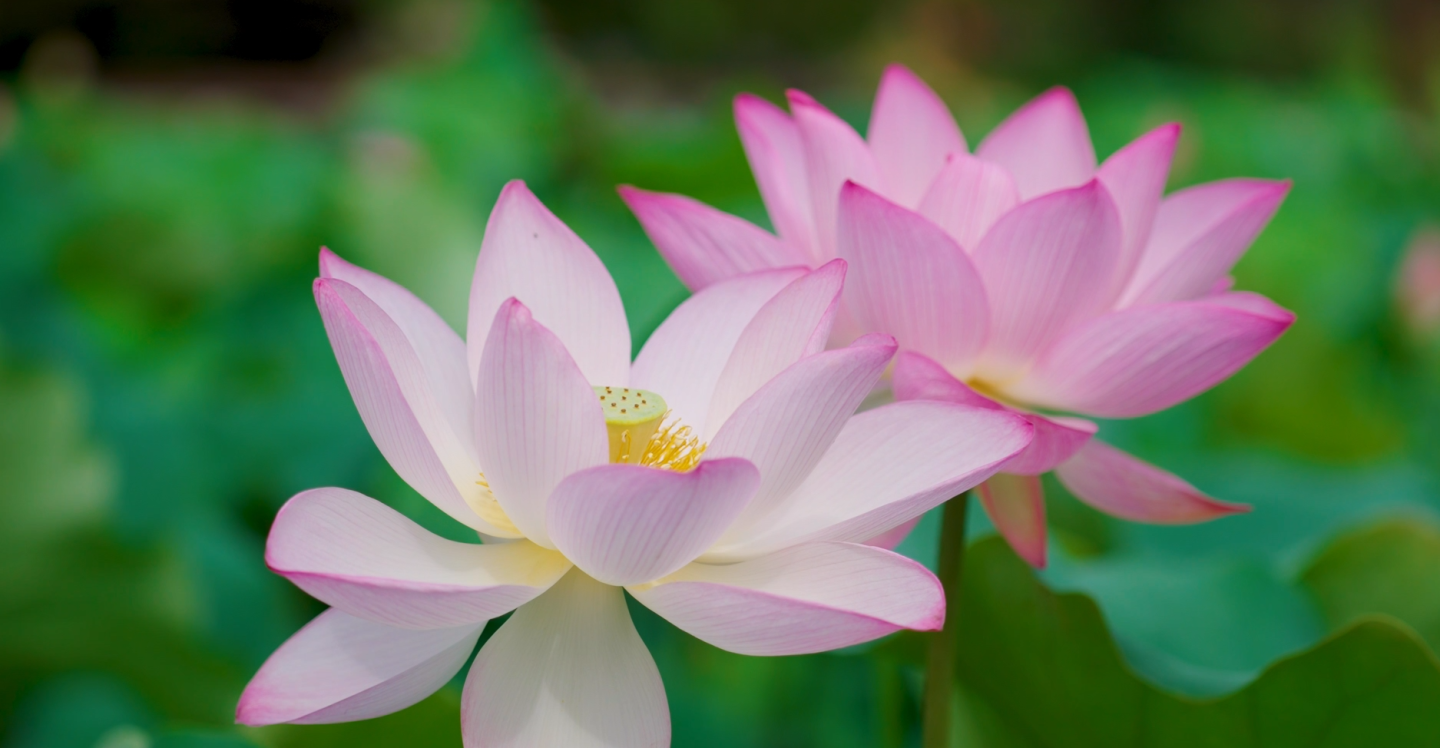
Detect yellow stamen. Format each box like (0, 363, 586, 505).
(468, 473, 521, 536)
(594, 386, 706, 471)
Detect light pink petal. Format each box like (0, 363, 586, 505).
(237, 609, 480, 726)
(736, 93, 819, 262)
(630, 267, 805, 433)
(837, 182, 989, 374)
(866, 64, 967, 208)
(975, 87, 1097, 199)
(710, 335, 897, 544)
(917, 152, 1022, 252)
(462, 570, 668, 747)
(320, 249, 475, 462)
(1122, 178, 1291, 306)
(630, 541, 942, 656)
(890, 351, 1095, 474)
(1010, 292, 1295, 418)
(1095, 124, 1180, 294)
(315, 278, 490, 532)
(474, 299, 608, 548)
(547, 459, 761, 586)
(1055, 440, 1249, 522)
(861, 515, 923, 551)
(266, 488, 571, 629)
(788, 89, 883, 258)
(971, 180, 1123, 378)
(704, 260, 845, 438)
(977, 474, 1047, 568)
(467, 181, 630, 388)
(706, 401, 1032, 560)
(617, 186, 809, 290)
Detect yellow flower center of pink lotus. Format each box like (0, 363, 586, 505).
(594, 386, 705, 472)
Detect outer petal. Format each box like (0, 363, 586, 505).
(630, 541, 942, 656)
(1095, 124, 1179, 294)
(917, 152, 1022, 252)
(320, 248, 475, 462)
(467, 181, 630, 387)
(890, 351, 1095, 474)
(474, 299, 608, 548)
(617, 186, 809, 290)
(462, 570, 668, 748)
(977, 474, 1047, 568)
(705, 401, 1032, 560)
(710, 335, 897, 544)
(1122, 178, 1291, 306)
(266, 488, 571, 629)
(315, 278, 490, 532)
(975, 87, 1097, 199)
(547, 459, 761, 587)
(704, 260, 845, 438)
(1055, 440, 1248, 522)
(788, 90, 883, 258)
(838, 182, 989, 374)
(971, 181, 1123, 378)
(866, 64, 967, 208)
(237, 609, 481, 726)
(1009, 292, 1295, 418)
(631, 268, 805, 433)
(736, 93, 819, 262)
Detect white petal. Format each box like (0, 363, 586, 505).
(461, 570, 669, 747)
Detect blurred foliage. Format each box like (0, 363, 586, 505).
(3, 0, 1440, 745)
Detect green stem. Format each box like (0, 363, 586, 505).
(921, 492, 970, 748)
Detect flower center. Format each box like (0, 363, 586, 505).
(594, 386, 705, 472)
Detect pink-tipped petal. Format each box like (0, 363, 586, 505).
(618, 186, 808, 290)
(631, 267, 806, 433)
(320, 249, 475, 461)
(1010, 292, 1294, 418)
(462, 570, 669, 747)
(1095, 124, 1180, 293)
(474, 299, 608, 548)
(838, 182, 989, 374)
(710, 336, 898, 544)
(890, 351, 1095, 474)
(631, 541, 943, 656)
(917, 153, 1022, 252)
(705, 260, 846, 437)
(315, 278, 491, 532)
(1123, 178, 1291, 306)
(788, 90, 884, 258)
(707, 401, 1032, 560)
(467, 181, 631, 388)
(867, 64, 967, 208)
(237, 609, 480, 726)
(977, 474, 1047, 568)
(736, 93, 819, 262)
(1055, 440, 1249, 523)
(266, 488, 570, 629)
(547, 459, 761, 587)
(971, 181, 1124, 377)
(975, 87, 1097, 199)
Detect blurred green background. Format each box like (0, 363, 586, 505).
(4, 0, 1440, 745)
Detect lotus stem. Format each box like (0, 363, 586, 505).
(921, 492, 970, 748)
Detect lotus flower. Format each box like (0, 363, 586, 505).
(620, 65, 1294, 567)
(236, 181, 1032, 746)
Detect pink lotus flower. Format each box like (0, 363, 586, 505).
(621, 66, 1294, 568)
(236, 181, 1032, 746)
